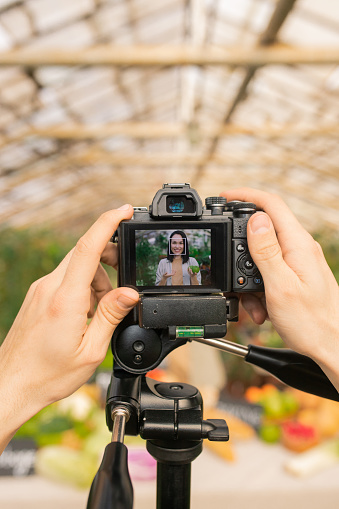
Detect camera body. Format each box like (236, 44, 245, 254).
(116, 183, 264, 295)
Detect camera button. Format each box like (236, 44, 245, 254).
(237, 276, 246, 285)
(133, 341, 145, 353)
(236, 243, 246, 253)
(133, 354, 143, 364)
(244, 259, 254, 270)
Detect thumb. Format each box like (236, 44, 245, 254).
(247, 212, 288, 283)
(86, 287, 139, 354)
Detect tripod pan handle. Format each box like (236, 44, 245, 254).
(245, 345, 339, 402)
(86, 442, 133, 509)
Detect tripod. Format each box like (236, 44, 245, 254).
(87, 367, 229, 509)
(86, 323, 339, 509)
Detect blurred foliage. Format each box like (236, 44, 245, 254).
(136, 233, 167, 286)
(314, 231, 339, 281)
(0, 228, 75, 342)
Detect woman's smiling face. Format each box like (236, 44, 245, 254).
(171, 234, 184, 255)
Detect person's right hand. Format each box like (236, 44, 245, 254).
(159, 272, 176, 285)
(221, 188, 339, 391)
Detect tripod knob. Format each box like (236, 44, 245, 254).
(202, 419, 229, 441)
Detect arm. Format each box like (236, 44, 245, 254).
(221, 188, 339, 391)
(0, 205, 139, 454)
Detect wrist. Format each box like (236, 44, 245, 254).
(0, 360, 42, 453)
(309, 315, 339, 393)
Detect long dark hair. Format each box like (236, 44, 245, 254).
(167, 230, 190, 263)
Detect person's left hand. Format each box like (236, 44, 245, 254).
(0, 205, 139, 444)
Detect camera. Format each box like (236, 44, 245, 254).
(112, 183, 264, 373)
(116, 183, 263, 293)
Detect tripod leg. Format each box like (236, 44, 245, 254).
(157, 462, 191, 509)
(147, 440, 203, 509)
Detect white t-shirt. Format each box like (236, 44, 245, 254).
(155, 257, 201, 285)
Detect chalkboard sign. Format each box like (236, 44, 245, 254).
(0, 439, 36, 476)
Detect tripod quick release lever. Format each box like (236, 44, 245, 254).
(193, 338, 339, 402)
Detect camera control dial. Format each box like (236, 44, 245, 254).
(231, 202, 256, 216)
(238, 253, 258, 277)
(205, 196, 227, 215)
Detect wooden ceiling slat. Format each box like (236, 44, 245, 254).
(1, 45, 339, 66)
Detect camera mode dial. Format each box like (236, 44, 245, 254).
(205, 196, 227, 215)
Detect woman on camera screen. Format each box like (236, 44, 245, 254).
(155, 230, 201, 286)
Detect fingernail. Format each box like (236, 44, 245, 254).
(117, 294, 137, 310)
(117, 204, 131, 211)
(250, 213, 271, 234)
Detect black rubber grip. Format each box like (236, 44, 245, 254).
(245, 345, 339, 402)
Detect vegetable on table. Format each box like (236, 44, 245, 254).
(284, 438, 339, 477)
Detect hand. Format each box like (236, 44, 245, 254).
(0, 205, 139, 452)
(187, 267, 199, 285)
(221, 188, 339, 390)
(159, 272, 176, 285)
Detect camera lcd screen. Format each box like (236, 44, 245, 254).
(135, 228, 212, 288)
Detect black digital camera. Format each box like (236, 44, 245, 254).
(116, 183, 263, 294)
(113, 183, 264, 347)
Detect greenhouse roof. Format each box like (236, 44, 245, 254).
(0, 0, 339, 233)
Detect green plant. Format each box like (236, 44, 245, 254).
(0, 228, 75, 342)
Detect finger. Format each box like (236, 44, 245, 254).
(88, 287, 96, 318)
(84, 287, 139, 355)
(61, 205, 133, 294)
(246, 212, 296, 288)
(221, 188, 312, 252)
(91, 263, 113, 303)
(101, 243, 119, 269)
(241, 294, 268, 325)
(88, 263, 113, 317)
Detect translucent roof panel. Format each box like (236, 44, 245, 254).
(0, 0, 338, 234)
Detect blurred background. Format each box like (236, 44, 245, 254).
(1, 0, 339, 508)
